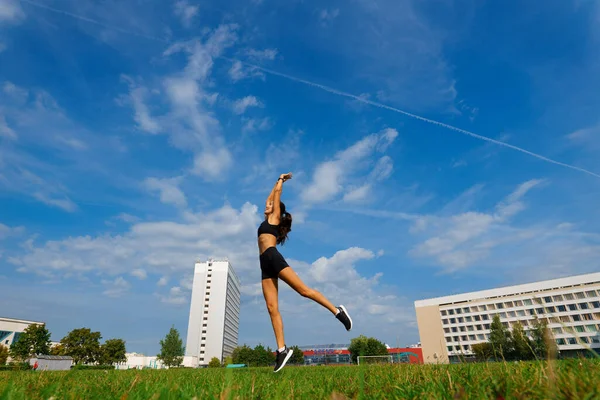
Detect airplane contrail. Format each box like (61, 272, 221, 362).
(221, 57, 600, 179)
(18, 0, 600, 179)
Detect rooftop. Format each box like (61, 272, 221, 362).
(414, 271, 600, 308)
(0, 316, 44, 325)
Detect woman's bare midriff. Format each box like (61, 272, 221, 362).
(258, 234, 277, 255)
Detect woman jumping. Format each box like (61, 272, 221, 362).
(257, 172, 353, 372)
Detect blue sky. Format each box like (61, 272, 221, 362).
(1, 0, 600, 355)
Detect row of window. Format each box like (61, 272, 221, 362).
(448, 334, 600, 353)
(446, 323, 600, 343)
(444, 316, 600, 336)
(440, 289, 599, 317)
(442, 304, 600, 325)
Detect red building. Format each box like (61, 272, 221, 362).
(300, 345, 423, 365)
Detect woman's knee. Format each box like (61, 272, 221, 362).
(266, 302, 279, 315)
(299, 287, 318, 299)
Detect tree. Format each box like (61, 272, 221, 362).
(157, 326, 184, 368)
(530, 318, 558, 360)
(99, 339, 127, 365)
(50, 343, 65, 356)
(0, 345, 8, 365)
(223, 356, 233, 366)
(471, 342, 493, 362)
(231, 345, 255, 366)
(347, 335, 389, 364)
(510, 321, 534, 361)
(60, 328, 102, 365)
(208, 357, 221, 368)
(253, 344, 276, 367)
(288, 345, 305, 365)
(9, 323, 52, 361)
(488, 314, 513, 361)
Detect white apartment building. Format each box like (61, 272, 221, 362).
(415, 272, 600, 363)
(184, 258, 241, 367)
(0, 317, 45, 348)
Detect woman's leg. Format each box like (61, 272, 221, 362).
(278, 266, 338, 315)
(261, 277, 285, 349)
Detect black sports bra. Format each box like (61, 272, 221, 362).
(258, 219, 279, 239)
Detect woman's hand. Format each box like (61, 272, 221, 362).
(280, 172, 292, 182)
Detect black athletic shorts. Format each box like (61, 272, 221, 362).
(260, 246, 289, 280)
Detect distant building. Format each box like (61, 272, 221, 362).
(298, 343, 423, 365)
(115, 352, 165, 370)
(0, 317, 45, 348)
(29, 355, 73, 371)
(415, 272, 600, 364)
(184, 258, 241, 367)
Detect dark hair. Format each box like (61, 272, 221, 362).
(277, 201, 292, 245)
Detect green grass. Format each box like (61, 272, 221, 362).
(1, 360, 599, 399)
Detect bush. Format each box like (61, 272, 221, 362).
(0, 362, 33, 371)
(208, 357, 222, 368)
(71, 364, 115, 370)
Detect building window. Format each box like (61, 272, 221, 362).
(456, 308, 462, 315)
(583, 314, 593, 321)
(443, 319, 449, 325)
(591, 301, 600, 309)
(482, 314, 489, 320)
(441, 310, 447, 316)
(546, 306, 556, 313)
(450, 318, 456, 324)
(568, 304, 577, 311)
(476, 324, 482, 330)
(573, 315, 581, 322)
(447, 346, 453, 352)
(560, 316, 571, 323)
(552, 327, 562, 334)
(446, 337, 452, 343)
(557, 305, 567, 312)
(460, 326, 466, 332)
(474, 315, 481, 321)
(465, 316, 472, 322)
(469, 335, 476, 340)
(500, 312, 507, 319)
(580, 303, 589, 310)
(536, 308, 544, 315)
(477, 334, 485, 340)
(201, 344, 205, 347)
(575, 326, 585, 333)
(564, 293, 574, 300)
(463, 307, 470, 313)
(543, 296, 552, 303)
(508, 311, 516, 318)
(552, 295, 563, 302)
(452, 327, 458, 333)
(444, 328, 450, 333)
(471, 306, 478, 313)
(523, 299, 533, 306)
(576, 292, 586, 299)
(585, 325, 597, 332)
(467, 326, 474, 332)
(514, 300, 523, 307)
(517, 310, 526, 317)
(453, 336, 459, 342)
(484, 324, 490, 329)
(586, 290, 597, 297)
(479, 305, 487, 311)
(556, 338, 566, 345)
(496, 303, 504, 309)
(458, 317, 464, 323)
(505, 301, 514, 308)
(448, 309, 454, 315)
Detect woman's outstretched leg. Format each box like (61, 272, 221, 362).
(278, 266, 353, 330)
(262, 277, 285, 349)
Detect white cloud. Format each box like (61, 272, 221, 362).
(143, 176, 187, 208)
(119, 25, 238, 181)
(405, 179, 600, 277)
(33, 192, 78, 213)
(102, 277, 131, 298)
(0, 115, 16, 140)
(120, 76, 161, 134)
(241, 117, 272, 133)
(233, 96, 262, 115)
(301, 128, 398, 204)
(157, 276, 169, 286)
(342, 184, 371, 203)
(174, 0, 198, 28)
(0, 223, 24, 240)
(228, 60, 265, 82)
(0, 0, 25, 24)
(245, 48, 278, 61)
(131, 268, 147, 280)
(319, 8, 340, 23)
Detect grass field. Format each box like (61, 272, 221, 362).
(1, 359, 599, 399)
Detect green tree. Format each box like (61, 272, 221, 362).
(288, 345, 305, 365)
(231, 345, 255, 366)
(60, 328, 102, 365)
(530, 318, 558, 360)
(208, 357, 222, 368)
(50, 343, 65, 356)
(223, 356, 233, 366)
(0, 345, 8, 365)
(471, 342, 493, 362)
(99, 339, 127, 365)
(253, 344, 276, 367)
(9, 323, 52, 361)
(510, 321, 534, 361)
(347, 335, 389, 364)
(157, 326, 184, 368)
(489, 314, 513, 361)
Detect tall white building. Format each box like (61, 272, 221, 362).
(415, 272, 600, 363)
(184, 258, 241, 367)
(0, 317, 44, 347)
